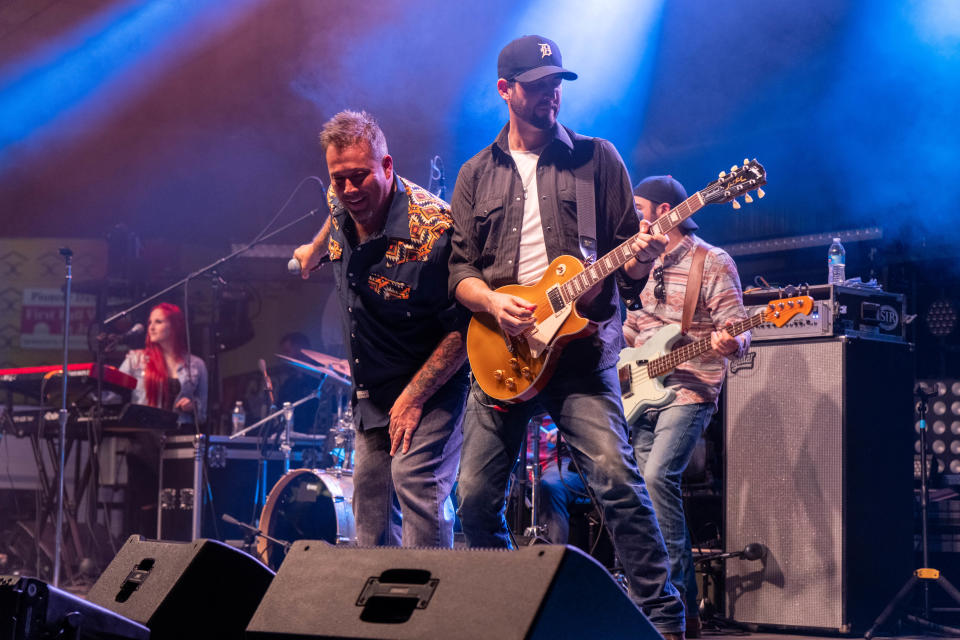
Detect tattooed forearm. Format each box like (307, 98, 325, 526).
(403, 330, 467, 404)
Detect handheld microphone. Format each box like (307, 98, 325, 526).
(258, 358, 276, 408)
(287, 254, 330, 276)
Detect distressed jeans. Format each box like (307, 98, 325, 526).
(352, 376, 468, 547)
(456, 366, 685, 634)
(632, 402, 715, 616)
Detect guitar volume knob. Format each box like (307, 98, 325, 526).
(509, 358, 519, 369)
(493, 369, 504, 381)
(520, 367, 532, 379)
(505, 378, 517, 390)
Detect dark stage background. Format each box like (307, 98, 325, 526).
(1, 0, 958, 380)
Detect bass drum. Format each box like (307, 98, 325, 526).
(256, 468, 355, 570)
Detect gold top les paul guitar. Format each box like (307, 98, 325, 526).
(617, 296, 813, 423)
(467, 159, 768, 403)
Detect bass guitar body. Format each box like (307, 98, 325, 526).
(467, 255, 595, 403)
(617, 324, 685, 423)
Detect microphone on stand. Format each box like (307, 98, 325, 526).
(259, 358, 276, 408)
(97, 323, 145, 349)
(221, 513, 294, 551)
(694, 542, 766, 565)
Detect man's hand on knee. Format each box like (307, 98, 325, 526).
(389, 392, 423, 456)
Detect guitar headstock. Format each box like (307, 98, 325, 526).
(762, 295, 813, 327)
(700, 159, 767, 209)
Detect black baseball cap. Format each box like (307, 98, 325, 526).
(497, 35, 577, 83)
(633, 175, 699, 231)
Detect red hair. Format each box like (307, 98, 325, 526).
(143, 303, 188, 408)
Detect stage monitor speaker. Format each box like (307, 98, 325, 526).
(246, 542, 660, 640)
(0, 575, 150, 640)
(86, 535, 274, 640)
(723, 337, 914, 632)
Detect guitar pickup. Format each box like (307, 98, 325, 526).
(618, 365, 632, 397)
(546, 285, 564, 314)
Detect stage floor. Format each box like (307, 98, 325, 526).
(699, 628, 946, 639)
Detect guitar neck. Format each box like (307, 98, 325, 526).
(559, 192, 706, 304)
(647, 312, 763, 378)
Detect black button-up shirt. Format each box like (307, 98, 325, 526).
(328, 174, 468, 431)
(449, 123, 641, 370)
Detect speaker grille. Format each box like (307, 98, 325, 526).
(725, 340, 845, 629)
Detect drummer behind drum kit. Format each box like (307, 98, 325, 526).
(225, 349, 358, 570)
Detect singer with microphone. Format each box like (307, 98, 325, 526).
(291, 110, 468, 549)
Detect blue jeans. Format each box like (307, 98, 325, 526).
(457, 366, 685, 634)
(632, 402, 715, 616)
(539, 459, 587, 545)
(352, 376, 467, 547)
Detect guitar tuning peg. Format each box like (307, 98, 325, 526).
(744, 193, 753, 204)
(731, 199, 741, 210)
(757, 188, 765, 199)
(743, 158, 749, 166)
(730, 165, 739, 172)
(718, 171, 727, 178)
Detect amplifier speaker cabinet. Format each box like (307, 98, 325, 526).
(723, 337, 914, 632)
(246, 543, 660, 639)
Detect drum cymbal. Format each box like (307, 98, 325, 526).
(300, 348, 351, 378)
(276, 354, 351, 386)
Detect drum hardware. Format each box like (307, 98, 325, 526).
(522, 416, 550, 543)
(255, 468, 356, 570)
(230, 388, 319, 440)
(326, 402, 355, 471)
(210, 351, 357, 566)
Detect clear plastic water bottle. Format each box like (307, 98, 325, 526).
(827, 237, 846, 286)
(231, 401, 246, 434)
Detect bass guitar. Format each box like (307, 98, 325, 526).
(467, 159, 767, 403)
(617, 295, 813, 422)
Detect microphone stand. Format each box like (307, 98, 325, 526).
(102, 208, 320, 328)
(230, 386, 322, 439)
(54, 248, 73, 587)
(865, 386, 960, 639)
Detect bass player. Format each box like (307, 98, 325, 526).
(623, 175, 751, 638)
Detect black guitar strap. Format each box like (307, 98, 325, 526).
(573, 138, 597, 264)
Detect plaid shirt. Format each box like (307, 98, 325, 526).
(622, 234, 750, 407)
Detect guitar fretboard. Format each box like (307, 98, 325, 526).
(647, 312, 765, 378)
(558, 193, 706, 304)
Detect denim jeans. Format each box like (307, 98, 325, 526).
(539, 459, 587, 545)
(456, 366, 685, 633)
(632, 402, 715, 616)
(352, 376, 467, 547)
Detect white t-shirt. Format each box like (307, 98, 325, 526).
(510, 147, 550, 285)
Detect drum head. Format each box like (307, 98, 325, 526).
(257, 469, 354, 569)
